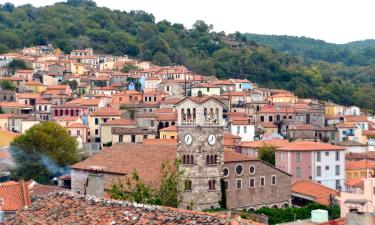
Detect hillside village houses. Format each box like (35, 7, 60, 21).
(1, 45, 375, 222)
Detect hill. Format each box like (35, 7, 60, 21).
(0, 0, 374, 110)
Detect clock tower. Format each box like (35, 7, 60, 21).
(176, 96, 224, 210)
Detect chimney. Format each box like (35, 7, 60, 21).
(85, 172, 104, 198)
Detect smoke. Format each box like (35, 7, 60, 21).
(40, 155, 71, 177)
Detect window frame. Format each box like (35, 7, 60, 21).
(260, 176, 265, 187)
(235, 164, 244, 176)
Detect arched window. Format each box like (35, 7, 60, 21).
(193, 108, 196, 123)
(215, 108, 219, 124)
(206, 155, 210, 165)
(183, 155, 186, 164)
(190, 155, 194, 164)
(181, 109, 185, 123)
(210, 155, 214, 164)
(214, 155, 217, 164)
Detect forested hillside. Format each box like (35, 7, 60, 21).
(0, 0, 374, 110)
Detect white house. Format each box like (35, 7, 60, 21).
(229, 120, 255, 142)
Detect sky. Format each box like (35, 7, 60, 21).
(1, 0, 375, 44)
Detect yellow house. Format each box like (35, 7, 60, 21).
(26, 80, 46, 93)
(346, 160, 375, 184)
(160, 125, 177, 139)
(267, 92, 298, 103)
(325, 102, 344, 117)
(0, 114, 13, 130)
(0, 129, 20, 148)
(88, 108, 121, 142)
(71, 62, 85, 75)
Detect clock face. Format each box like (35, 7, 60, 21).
(208, 134, 216, 145)
(184, 133, 193, 145)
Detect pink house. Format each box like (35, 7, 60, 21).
(275, 140, 346, 190)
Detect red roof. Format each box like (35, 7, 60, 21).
(65, 122, 88, 129)
(102, 119, 135, 126)
(344, 115, 368, 123)
(90, 108, 121, 117)
(291, 180, 339, 205)
(160, 125, 177, 131)
(0, 181, 31, 211)
(277, 140, 344, 151)
(240, 139, 290, 148)
(346, 160, 375, 170)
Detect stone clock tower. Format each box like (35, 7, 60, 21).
(176, 97, 224, 210)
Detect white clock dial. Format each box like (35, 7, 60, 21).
(208, 134, 216, 145)
(184, 134, 193, 145)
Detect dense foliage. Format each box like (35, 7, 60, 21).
(258, 145, 276, 166)
(252, 203, 340, 225)
(0, 80, 16, 90)
(0, 0, 374, 110)
(10, 122, 80, 184)
(109, 160, 184, 207)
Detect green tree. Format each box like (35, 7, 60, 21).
(258, 145, 276, 166)
(10, 122, 80, 184)
(121, 64, 138, 73)
(158, 160, 184, 208)
(7, 59, 28, 70)
(0, 80, 16, 91)
(68, 80, 78, 91)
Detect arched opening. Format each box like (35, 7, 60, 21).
(282, 203, 289, 208)
(247, 208, 256, 212)
(271, 205, 278, 209)
(204, 108, 208, 124)
(193, 108, 196, 123)
(215, 108, 219, 125)
(181, 109, 185, 124)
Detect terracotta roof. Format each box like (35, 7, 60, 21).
(223, 149, 257, 162)
(260, 106, 294, 113)
(156, 108, 175, 113)
(192, 83, 219, 88)
(336, 140, 366, 147)
(224, 133, 242, 140)
(239, 139, 289, 148)
(363, 130, 375, 136)
(5, 192, 258, 225)
(111, 127, 156, 135)
(276, 140, 344, 151)
(211, 80, 234, 85)
(231, 119, 252, 125)
(156, 113, 177, 121)
(17, 92, 41, 99)
(336, 122, 356, 128)
(346, 160, 375, 170)
(344, 115, 368, 123)
(0, 181, 31, 211)
(289, 124, 316, 130)
(65, 122, 88, 129)
(90, 108, 121, 117)
(0, 102, 29, 108)
(0, 113, 14, 119)
(28, 182, 67, 197)
(65, 98, 101, 106)
(26, 80, 43, 86)
(160, 125, 177, 131)
(345, 178, 364, 189)
(46, 85, 69, 90)
(143, 139, 177, 145)
(291, 180, 339, 205)
(102, 119, 135, 126)
(261, 123, 278, 128)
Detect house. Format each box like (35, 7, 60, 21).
(65, 122, 89, 147)
(111, 127, 157, 144)
(88, 108, 121, 143)
(336, 141, 367, 154)
(267, 92, 298, 104)
(14, 69, 33, 81)
(345, 160, 375, 184)
(344, 115, 368, 130)
(211, 80, 235, 93)
(35, 98, 52, 121)
(0, 181, 31, 213)
(112, 90, 142, 106)
(336, 123, 361, 143)
(229, 79, 253, 91)
(144, 77, 162, 92)
(160, 125, 177, 139)
(191, 83, 221, 96)
(25, 80, 46, 93)
(0, 114, 13, 130)
(239, 139, 289, 158)
(158, 80, 184, 96)
(46, 85, 72, 96)
(16, 93, 40, 109)
(156, 108, 177, 130)
(291, 179, 339, 207)
(100, 118, 137, 147)
(288, 124, 317, 140)
(344, 106, 360, 116)
(229, 118, 255, 141)
(275, 140, 346, 190)
(325, 102, 344, 117)
(0, 102, 32, 115)
(0, 91, 16, 102)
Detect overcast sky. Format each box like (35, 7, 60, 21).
(1, 0, 374, 44)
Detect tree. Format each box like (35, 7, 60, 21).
(108, 159, 184, 207)
(10, 122, 80, 184)
(7, 59, 28, 70)
(258, 145, 276, 166)
(0, 80, 16, 91)
(68, 80, 78, 91)
(121, 64, 138, 73)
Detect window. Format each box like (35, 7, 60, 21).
(236, 179, 242, 190)
(296, 152, 301, 162)
(271, 175, 276, 185)
(296, 167, 301, 178)
(317, 166, 321, 177)
(335, 151, 340, 161)
(317, 152, 321, 162)
(325, 166, 329, 170)
(347, 173, 352, 179)
(183, 155, 194, 165)
(244, 126, 247, 133)
(185, 180, 192, 191)
(260, 116, 264, 122)
(77, 130, 80, 136)
(325, 151, 329, 156)
(131, 135, 136, 143)
(143, 135, 148, 139)
(249, 178, 255, 188)
(237, 126, 240, 134)
(206, 155, 217, 165)
(260, 176, 265, 187)
(207, 87, 210, 92)
(208, 180, 216, 190)
(95, 118, 99, 125)
(119, 135, 123, 143)
(269, 116, 273, 122)
(223, 168, 229, 177)
(335, 165, 340, 176)
(236, 164, 243, 175)
(336, 180, 341, 190)
(224, 180, 229, 190)
(95, 129, 99, 135)
(354, 172, 358, 178)
(249, 165, 255, 174)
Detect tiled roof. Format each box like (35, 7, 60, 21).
(336, 140, 366, 147)
(192, 83, 219, 88)
(17, 92, 41, 99)
(291, 180, 339, 205)
(66, 98, 101, 106)
(223, 149, 257, 162)
(28, 181, 67, 197)
(276, 140, 344, 151)
(211, 80, 234, 85)
(261, 122, 278, 128)
(160, 125, 177, 131)
(346, 160, 375, 170)
(90, 108, 121, 117)
(0, 181, 31, 211)
(143, 139, 177, 145)
(288, 124, 316, 130)
(156, 108, 175, 113)
(102, 119, 135, 126)
(4, 192, 259, 224)
(65, 122, 88, 129)
(344, 115, 368, 122)
(46, 85, 68, 90)
(336, 122, 356, 128)
(111, 127, 156, 135)
(0, 113, 14, 119)
(156, 113, 177, 121)
(0, 102, 28, 108)
(239, 139, 289, 148)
